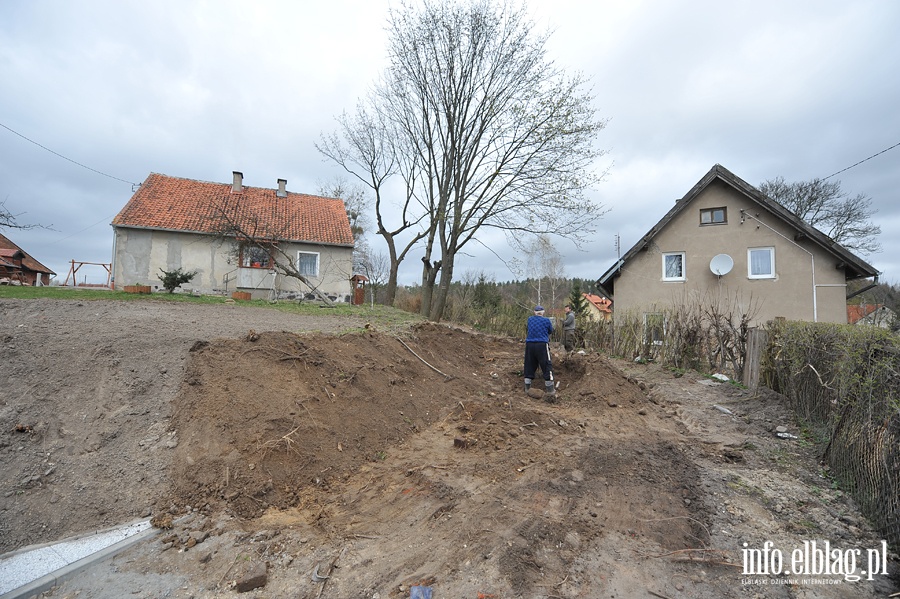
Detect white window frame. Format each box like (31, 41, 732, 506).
(748, 247, 775, 279)
(662, 252, 686, 281)
(297, 251, 320, 277)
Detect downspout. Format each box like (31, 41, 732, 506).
(740, 210, 818, 322)
(110, 226, 117, 290)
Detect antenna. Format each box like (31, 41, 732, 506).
(709, 254, 734, 277)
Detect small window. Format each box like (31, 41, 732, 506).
(748, 247, 775, 279)
(297, 251, 319, 277)
(700, 207, 727, 225)
(240, 244, 273, 268)
(662, 252, 685, 281)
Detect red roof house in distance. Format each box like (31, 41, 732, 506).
(111, 172, 355, 301)
(583, 293, 612, 322)
(847, 303, 896, 329)
(0, 233, 56, 286)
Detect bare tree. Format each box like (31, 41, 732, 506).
(358, 247, 390, 306)
(317, 104, 430, 306)
(203, 195, 344, 305)
(350, 0, 608, 321)
(520, 235, 566, 308)
(317, 176, 374, 280)
(317, 176, 370, 241)
(1, 198, 45, 230)
(759, 177, 881, 255)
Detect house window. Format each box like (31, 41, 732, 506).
(700, 207, 727, 225)
(748, 247, 775, 279)
(240, 244, 274, 268)
(644, 312, 666, 346)
(662, 252, 685, 281)
(297, 251, 319, 277)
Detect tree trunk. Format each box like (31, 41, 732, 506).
(385, 265, 399, 306)
(420, 258, 440, 318)
(429, 256, 455, 322)
(380, 231, 400, 306)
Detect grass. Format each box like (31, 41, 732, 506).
(794, 518, 821, 532)
(0, 285, 423, 328)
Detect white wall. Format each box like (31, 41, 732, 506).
(113, 227, 353, 300)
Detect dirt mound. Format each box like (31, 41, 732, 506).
(168, 324, 511, 520)
(1, 299, 897, 598)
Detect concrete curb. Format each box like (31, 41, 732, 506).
(0, 520, 159, 599)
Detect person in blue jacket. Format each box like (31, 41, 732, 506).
(523, 305, 556, 399)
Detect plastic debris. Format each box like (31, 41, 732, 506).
(410, 586, 433, 599)
(713, 405, 733, 415)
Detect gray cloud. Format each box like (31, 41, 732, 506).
(2, 0, 896, 288)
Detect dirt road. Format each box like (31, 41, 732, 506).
(1, 297, 896, 598)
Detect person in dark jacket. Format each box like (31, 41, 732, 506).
(523, 305, 556, 399)
(562, 304, 576, 353)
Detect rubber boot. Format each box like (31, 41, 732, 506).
(544, 382, 557, 403)
(524, 378, 532, 393)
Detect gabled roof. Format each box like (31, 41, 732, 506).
(112, 173, 355, 246)
(597, 164, 879, 294)
(0, 233, 55, 274)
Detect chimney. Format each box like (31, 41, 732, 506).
(276, 178, 287, 198)
(232, 171, 243, 194)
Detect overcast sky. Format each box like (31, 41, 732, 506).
(2, 0, 898, 288)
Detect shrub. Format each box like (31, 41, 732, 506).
(157, 268, 199, 294)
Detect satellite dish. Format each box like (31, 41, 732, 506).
(710, 254, 734, 276)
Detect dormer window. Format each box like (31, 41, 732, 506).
(700, 207, 727, 225)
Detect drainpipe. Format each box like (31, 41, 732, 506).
(740, 210, 818, 322)
(110, 227, 118, 289)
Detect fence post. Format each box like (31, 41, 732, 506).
(743, 327, 767, 389)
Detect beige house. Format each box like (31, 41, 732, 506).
(111, 172, 355, 301)
(597, 164, 879, 325)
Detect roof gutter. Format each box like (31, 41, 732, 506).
(847, 280, 880, 300)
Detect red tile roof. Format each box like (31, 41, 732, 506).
(0, 233, 55, 274)
(583, 293, 612, 313)
(847, 304, 882, 324)
(111, 173, 355, 246)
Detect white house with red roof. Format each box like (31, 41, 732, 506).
(111, 172, 355, 301)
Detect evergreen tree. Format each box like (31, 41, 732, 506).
(473, 274, 501, 309)
(568, 282, 589, 319)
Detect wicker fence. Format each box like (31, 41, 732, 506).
(763, 322, 900, 550)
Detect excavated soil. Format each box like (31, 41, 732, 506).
(0, 297, 897, 598)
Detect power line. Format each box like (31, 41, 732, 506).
(823, 140, 900, 180)
(47, 213, 120, 245)
(0, 121, 138, 186)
